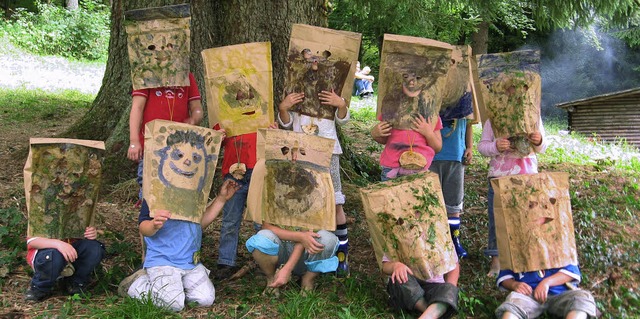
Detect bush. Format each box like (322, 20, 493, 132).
(2, 0, 109, 61)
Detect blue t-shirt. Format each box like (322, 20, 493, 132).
(433, 118, 468, 162)
(139, 200, 202, 270)
(496, 264, 582, 296)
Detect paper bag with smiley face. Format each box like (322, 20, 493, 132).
(360, 172, 458, 281)
(143, 120, 223, 223)
(125, 4, 191, 90)
(24, 138, 105, 239)
(202, 42, 274, 137)
(378, 34, 454, 130)
(492, 172, 578, 273)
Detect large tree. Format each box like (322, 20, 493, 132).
(67, 0, 329, 184)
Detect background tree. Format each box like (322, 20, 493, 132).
(66, 0, 329, 184)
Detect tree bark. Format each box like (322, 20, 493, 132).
(471, 20, 489, 55)
(66, 0, 328, 184)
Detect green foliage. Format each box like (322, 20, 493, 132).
(0, 207, 27, 286)
(0, 87, 93, 123)
(2, 0, 110, 61)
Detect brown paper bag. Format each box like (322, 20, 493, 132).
(24, 138, 105, 238)
(360, 172, 457, 281)
(492, 172, 578, 273)
(283, 24, 361, 120)
(440, 45, 479, 122)
(378, 34, 453, 129)
(246, 129, 336, 230)
(202, 42, 274, 137)
(143, 119, 223, 223)
(476, 50, 541, 155)
(125, 4, 191, 90)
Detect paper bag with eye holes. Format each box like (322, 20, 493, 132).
(491, 172, 578, 273)
(360, 172, 457, 281)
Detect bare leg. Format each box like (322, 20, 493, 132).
(418, 302, 448, 319)
(300, 271, 319, 292)
(252, 250, 279, 294)
(336, 204, 346, 224)
(566, 311, 588, 319)
(488, 256, 500, 276)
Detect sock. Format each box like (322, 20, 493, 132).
(335, 223, 348, 252)
(448, 217, 460, 236)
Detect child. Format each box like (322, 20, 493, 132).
(245, 222, 339, 293)
(477, 119, 547, 275)
(495, 264, 596, 318)
(127, 72, 204, 198)
(429, 119, 473, 258)
(354, 62, 375, 98)
(278, 90, 351, 277)
(25, 227, 105, 301)
(120, 179, 239, 312)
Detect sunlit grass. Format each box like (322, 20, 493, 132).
(0, 87, 93, 123)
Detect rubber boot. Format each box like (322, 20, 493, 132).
(449, 217, 468, 258)
(336, 240, 350, 278)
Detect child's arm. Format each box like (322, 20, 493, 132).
(28, 238, 78, 262)
(268, 243, 305, 288)
(371, 121, 392, 144)
(382, 260, 414, 284)
(533, 271, 575, 303)
(139, 210, 171, 237)
(500, 278, 533, 295)
(477, 120, 507, 157)
(84, 227, 98, 240)
(201, 179, 240, 229)
(278, 93, 304, 127)
(529, 119, 548, 154)
(128, 95, 146, 161)
(463, 121, 474, 164)
(185, 100, 204, 125)
(411, 115, 442, 153)
(318, 90, 349, 122)
(262, 223, 325, 255)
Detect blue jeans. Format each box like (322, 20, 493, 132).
(484, 179, 498, 257)
(354, 79, 373, 96)
(217, 170, 252, 267)
(137, 159, 144, 200)
(30, 239, 105, 292)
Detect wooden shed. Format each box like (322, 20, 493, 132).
(556, 88, 640, 147)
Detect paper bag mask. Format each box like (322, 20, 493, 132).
(283, 24, 361, 120)
(125, 4, 191, 90)
(476, 50, 541, 155)
(247, 129, 336, 230)
(378, 34, 453, 129)
(24, 138, 105, 238)
(491, 172, 578, 273)
(440, 45, 479, 122)
(202, 42, 274, 137)
(143, 120, 223, 223)
(360, 172, 457, 281)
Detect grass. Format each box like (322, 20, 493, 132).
(0, 87, 93, 123)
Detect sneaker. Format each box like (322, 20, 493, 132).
(336, 251, 350, 278)
(214, 264, 240, 280)
(118, 268, 147, 297)
(65, 281, 87, 296)
(25, 287, 51, 302)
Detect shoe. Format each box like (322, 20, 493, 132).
(65, 281, 87, 296)
(215, 264, 240, 280)
(25, 287, 51, 302)
(451, 229, 468, 259)
(118, 268, 147, 297)
(335, 242, 350, 278)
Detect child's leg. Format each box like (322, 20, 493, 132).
(546, 289, 596, 319)
(421, 282, 459, 319)
(147, 266, 186, 312)
(418, 303, 448, 319)
(430, 161, 467, 258)
(183, 264, 215, 307)
(494, 291, 543, 319)
(28, 248, 66, 299)
(303, 230, 339, 289)
(485, 179, 499, 275)
(246, 230, 282, 287)
(69, 239, 104, 287)
(330, 155, 349, 277)
(217, 171, 251, 279)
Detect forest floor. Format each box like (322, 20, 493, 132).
(1, 43, 639, 318)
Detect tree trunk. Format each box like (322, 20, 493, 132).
(66, 0, 78, 10)
(471, 20, 489, 55)
(66, 0, 328, 184)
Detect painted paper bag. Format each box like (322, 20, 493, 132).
(202, 42, 274, 137)
(247, 129, 336, 231)
(24, 138, 105, 238)
(360, 172, 457, 281)
(476, 50, 541, 155)
(492, 172, 578, 273)
(440, 45, 480, 123)
(125, 4, 191, 90)
(378, 34, 453, 129)
(283, 24, 361, 120)
(143, 119, 223, 223)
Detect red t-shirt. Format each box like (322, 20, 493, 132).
(132, 72, 201, 149)
(219, 132, 257, 176)
(25, 237, 78, 268)
(379, 117, 443, 168)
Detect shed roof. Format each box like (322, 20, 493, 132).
(556, 87, 640, 109)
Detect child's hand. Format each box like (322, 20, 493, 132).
(84, 227, 97, 240)
(495, 138, 511, 153)
(127, 141, 143, 162)
(152, 210, 171, 230)
(512, 281, 533, 296)
(268, 121, 279, 129)
(533, 281, 550, 302)
(279, 93, 304, 112)
(371, 121, 392, 139)
(55, 241, 78, 262)
(528, 132, 542, 146)
(318, 89, 346, 109)
(299, 231, 324, 254)
(268, 267, 292, 288)
(390, 262, 414, 284)
(463, 148, 473, 165)
(411, 114, 433, 137)
(218, 179, 240, 201)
